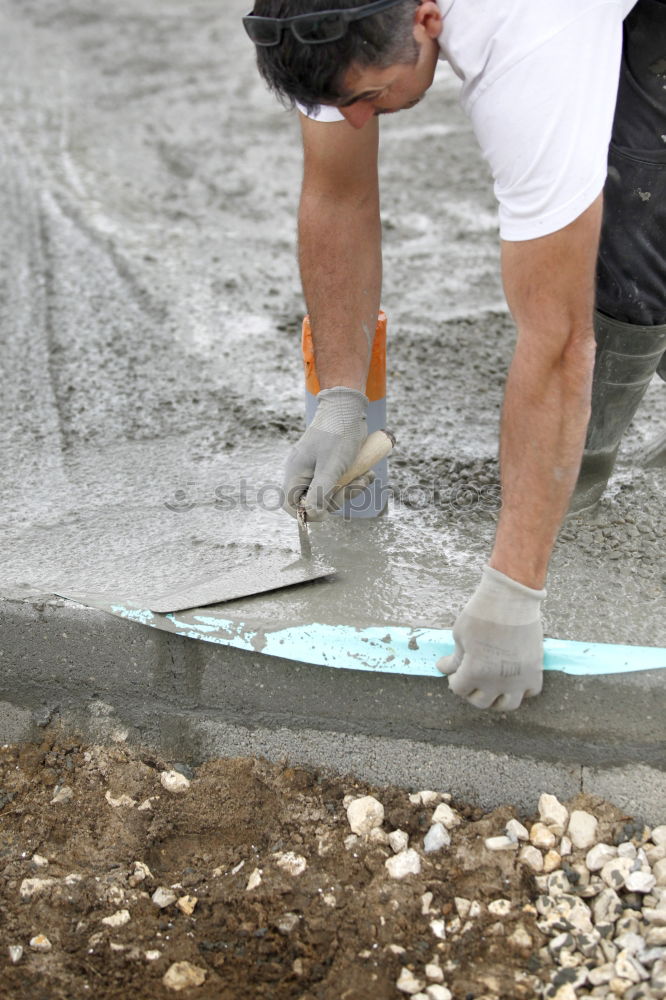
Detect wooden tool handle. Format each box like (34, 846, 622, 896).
(335, 429, 395, 490)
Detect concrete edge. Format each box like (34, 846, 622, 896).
(1, 596, 665, 823)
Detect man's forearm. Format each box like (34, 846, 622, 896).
(490, 333, 594, 589)
(492, 196, 603, 590)
(298, 190, 381, 392)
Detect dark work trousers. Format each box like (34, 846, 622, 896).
(596, 0, 666, 332)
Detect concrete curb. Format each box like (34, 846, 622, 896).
(2, 597, 665, 822)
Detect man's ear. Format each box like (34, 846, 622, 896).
(413, 0, 443, 41)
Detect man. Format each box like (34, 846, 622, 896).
(243, 0, 666, 710)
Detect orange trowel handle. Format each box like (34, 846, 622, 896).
(335, 430, 395, 491)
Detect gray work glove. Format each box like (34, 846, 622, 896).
(283, 386, 371, 520)
(436, 565, 545, 711)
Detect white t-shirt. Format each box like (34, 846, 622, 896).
(298, 0, 638, 241)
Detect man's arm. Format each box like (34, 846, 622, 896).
(491, 194, 603, 588)
(280, 114, 382, 519)
(438, 196, 602, 710)
(298, 113, 381, 390)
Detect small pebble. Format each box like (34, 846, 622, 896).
(431, 803, 460, 829)
(274, 852, 307, 876)
(538, 794, 569, 832)
(543, 850, 562, 873)
(586, 843, 618, 872)
(601, 857, 634, 890)
(346, 796, 384, 835)
(160, 771, 190, 794)
(29, 935, 52, 953)
(488, 898, 511, 916)
(246, 869, 262, 891)
(429, 919, 446, 940)
(388, 829, 409, 853)
(530, 823, 557, 850)
(425, 962, 444, 982)
(508, 924, 533, 950)
(31, 854, 48, 867)
(162, 961, 207, 991)
(568, 810, 599, 850)
(101, 909, 130, 928)
(152, 887, 177, 909)
(506, 818, 529, 842)
(519, 845, 544, 872)
(654, 859, 666, 886)
(128, 861, 152, 887)
(176, 895, 197, 916)
(276, 912, 300, 934)
(625, 871, 656, 894)
(396, 967, 425, 994)
(426, 987, 452, 1000)
(485, 835, 519, 852)
(8, 945, 23, 964)
(385, 849, 421, 879)
(145, 950, 161, 961)
(424, 823, 450, 853)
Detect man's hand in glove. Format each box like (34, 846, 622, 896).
(436, 565, 545, 711)
(283, 386, 372, 520)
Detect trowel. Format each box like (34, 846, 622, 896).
(138, 429, 395, 613)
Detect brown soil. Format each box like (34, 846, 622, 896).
(0, 737, 631, 1000)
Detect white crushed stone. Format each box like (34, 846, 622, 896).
(389, 829, 410, 853)
(538, 794, 569, 832)
(424, 823, 450, 853)
(485, 835, 519, 852)
(397, 967, 425, 994)
(431, 803, 460, 829)
(346, 795, 384, 835)
(151, 887, 177, 908)
(160, 770, 190, 794)
(567, 809, 599, 850)
(385, 848, 422, 879)
(274, 852, 307, 876)
(101, 909, 131, 927)
(506, 818, 529, 842)
(162, 961, 207, 991)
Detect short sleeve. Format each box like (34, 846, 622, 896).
(295, 101, 345, 123)
(468, 5, 625, 241)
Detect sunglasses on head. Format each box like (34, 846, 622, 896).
(243, 0, 408, 47)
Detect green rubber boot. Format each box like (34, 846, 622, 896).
(570, 311, 666, 514)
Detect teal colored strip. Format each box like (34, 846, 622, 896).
(104, 602, 666, 678)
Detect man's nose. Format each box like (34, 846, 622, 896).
(340, 102, 375, 129)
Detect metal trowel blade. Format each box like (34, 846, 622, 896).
(143, 546, 335, 613)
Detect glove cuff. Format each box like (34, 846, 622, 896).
(312, 387, 369, 433)
(483, 565, 547, 602)
(317, 386, 368, 406)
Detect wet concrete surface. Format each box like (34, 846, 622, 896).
(1, 0, 665, 652)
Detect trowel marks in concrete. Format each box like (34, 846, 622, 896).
(0, 1, 663, 648)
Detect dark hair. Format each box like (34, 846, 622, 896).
(251, 0, 420, 113)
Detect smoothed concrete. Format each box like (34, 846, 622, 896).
(2, 596, 665, 822)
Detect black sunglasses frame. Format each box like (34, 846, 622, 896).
(243, 0, 409, 47)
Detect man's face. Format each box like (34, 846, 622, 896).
(334, 35, 440, 129)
